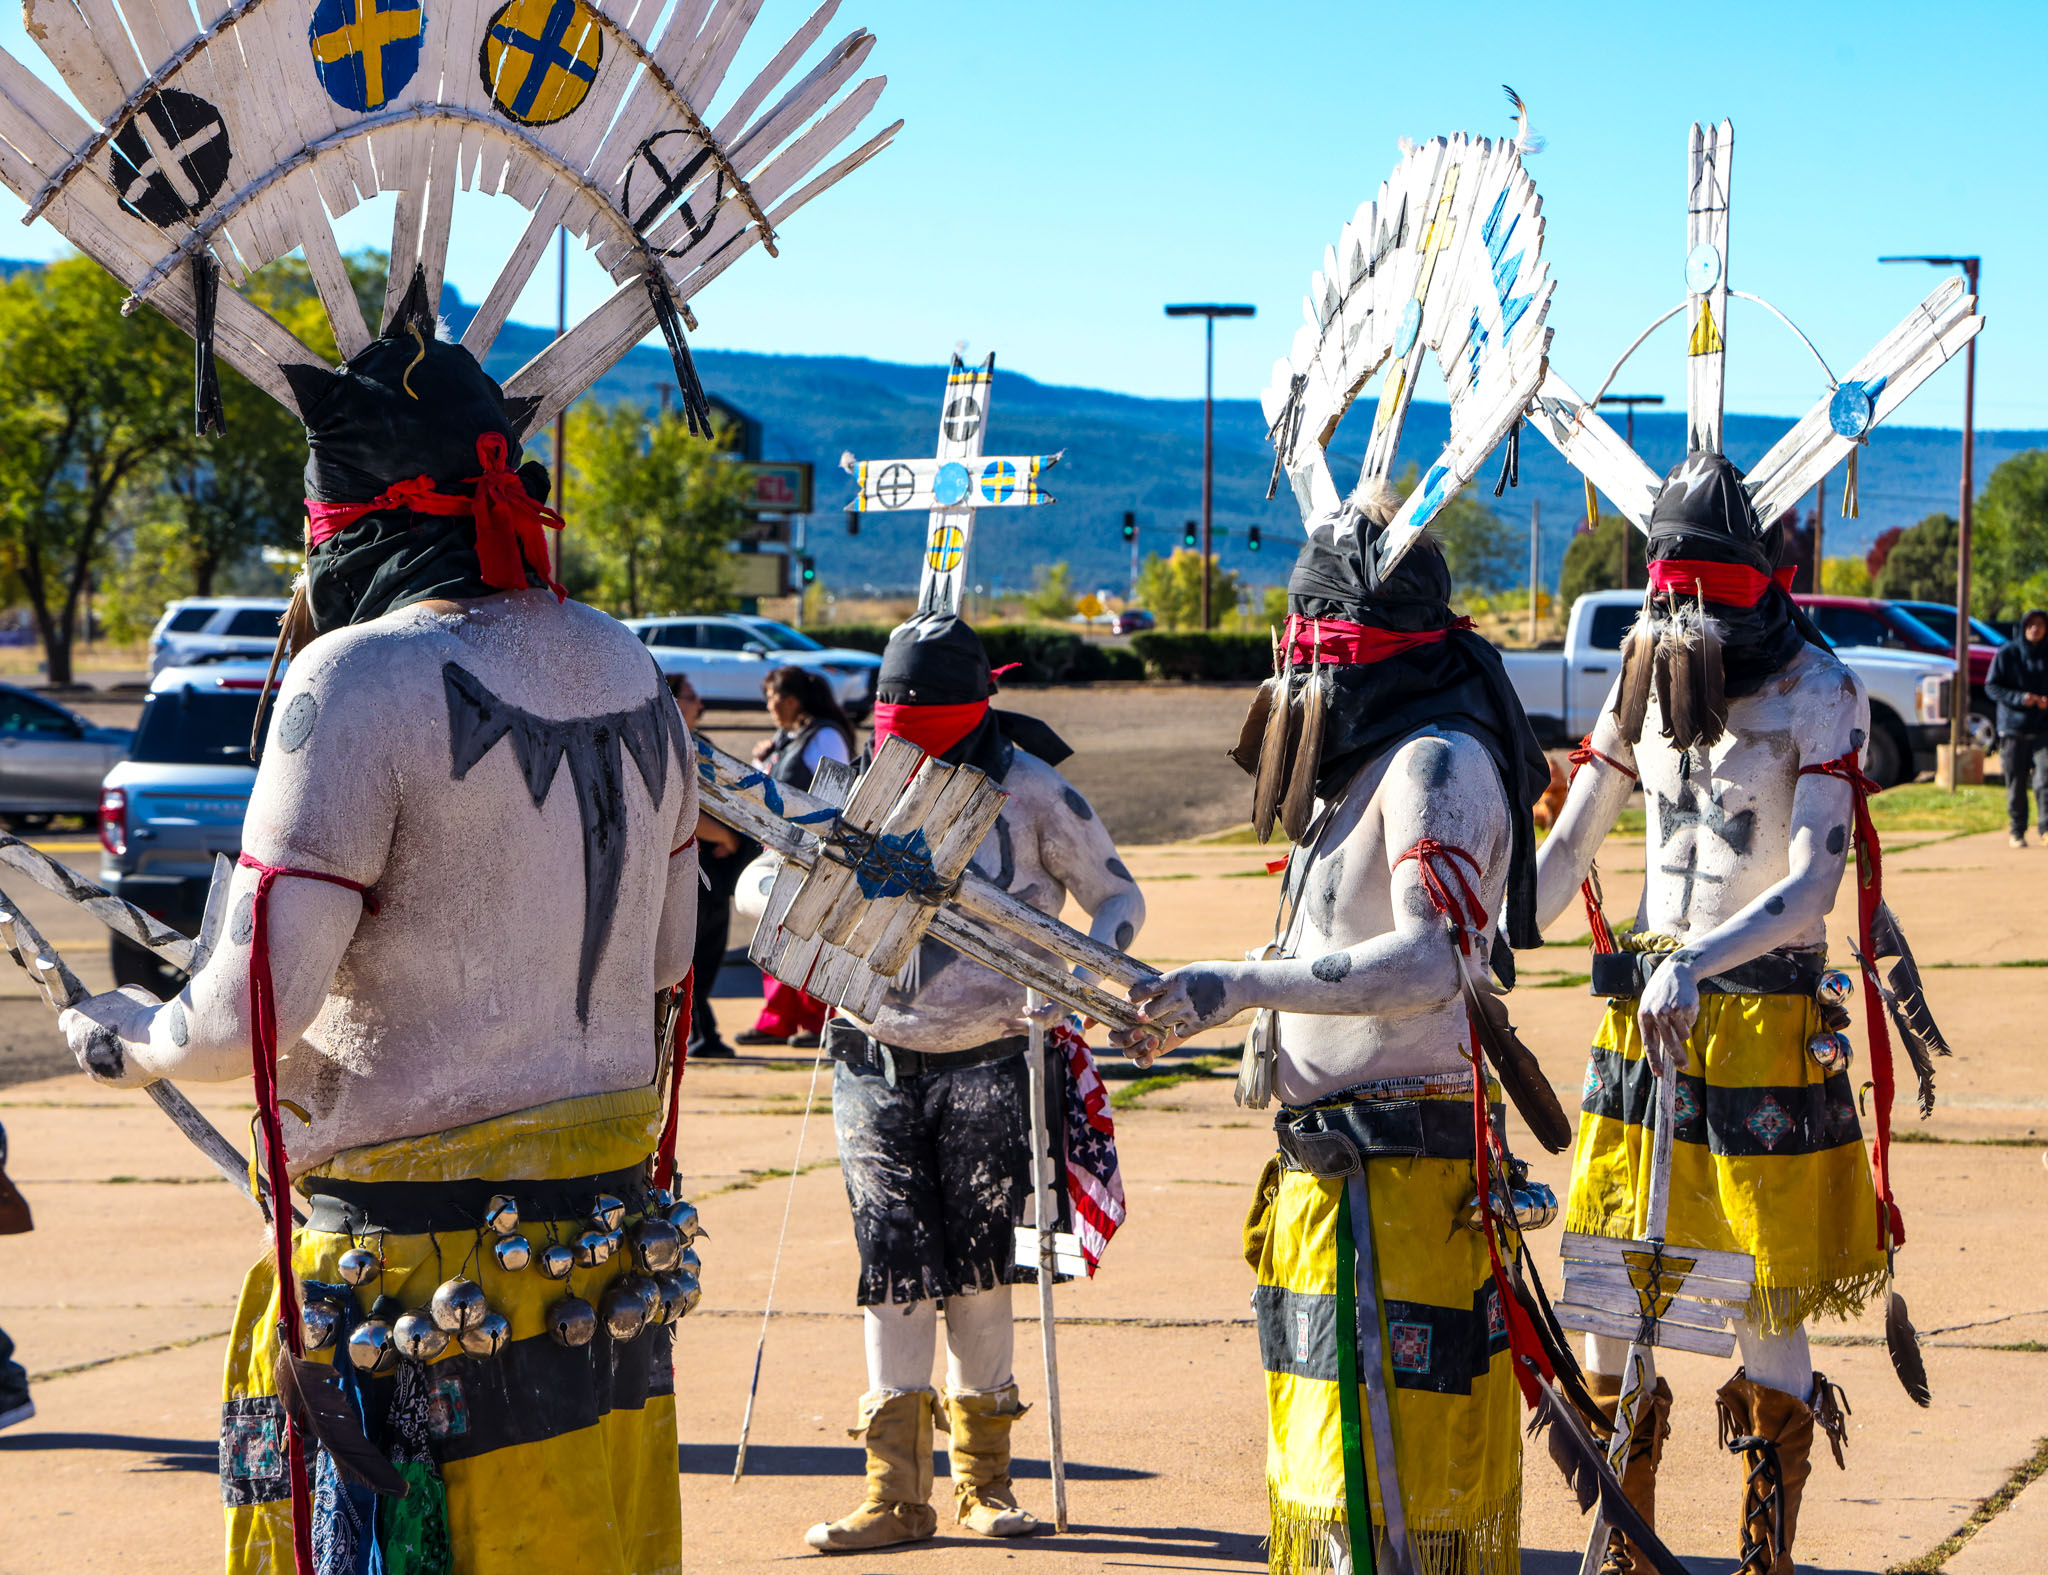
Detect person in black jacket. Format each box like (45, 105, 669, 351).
(668, 674, 756, 1059)
(1986, 609, 2048, 847)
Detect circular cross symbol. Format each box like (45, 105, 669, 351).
(1685, 243, 1723, 294)
(1394, 299, 1423, 357)
(309, 0, 425, 112)
(874, 463, 916, 509)
(109, 91, 232, 228)
(926, 524, 965, 572)
(1828, 381, 1875, 439)
(481, 0, 602, 126)
(942, 395, 982, 444)
(932, 462, 972, 507)
(979, 459, 1018, 503)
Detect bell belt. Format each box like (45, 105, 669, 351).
(1274, 1090, 1505, 1176)
(302, 1164, 649, 1237)
(1589, 947, 1824, 1000)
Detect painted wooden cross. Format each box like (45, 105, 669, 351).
(1524, 117, 1982, 529)
(696, 737, 1154, 1033)
(840, 352, 1062, 615)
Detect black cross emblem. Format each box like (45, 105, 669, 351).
(943, 395, 982, 444)
(110, 91, 232, 228)
(1656, 785, 1754, 853)
(1659, 842, 1725, 917)
(622, 130, 726, 258)
(875, 463, 916, 508)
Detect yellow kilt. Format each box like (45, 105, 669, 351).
(222, 1088, 681, 1575)
(1566, 990, 1885, 1332)
(1248, 1130, 1521, 1575)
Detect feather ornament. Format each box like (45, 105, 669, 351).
(1457, 949, 1572, 1153)
(1252, 665, 1295, 844)
(1230, 675, 1279, 777)
(1658, 600, 1703, 751)
(1525, 1378, 1689, 1575)
(1613, 606, 1656, 746)
(1871, 903, 1952, 1111)
(275, 1353, 409, 1497)
(1694, 599, 1729, 748)
(1886, 1286, 1932, 1407)
(1278, 669, 1326, 845)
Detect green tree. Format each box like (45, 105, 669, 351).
(564, 401, 748, 617)
(1431, 490, 1522, 594)
(1820, 556, 1873, 595)
(1134, 547, 1241, 631)
(1973, 449, 2048, 617)
(1024, 561, 1077, 620)
(0, 259, 193, 683)
(1558, 512, 1647, 610)
(1872, 513, 1958, 603)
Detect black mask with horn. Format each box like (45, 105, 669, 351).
(1613, 452, 1829, 753)
(1230, 490, 1551, 950)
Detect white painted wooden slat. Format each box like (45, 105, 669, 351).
(710, 0, 837, 142)
(1684, 120, 1733, 454)
(1552, 1303, 1738, 1359)
(1524, 367, 1663, 529)
(299, 214, 370, 358)
(681, 0, 766, 105)
(1560, 1230, 1757, 1282)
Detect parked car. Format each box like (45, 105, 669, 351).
(624, 615, 880, 717)
(1112, 609, 1156, 635)
(1503, 590, 1951, 787)
(99, 663, 272, 990)
(1793, 595, 1999, 752)
(0, 685, 131, 826)
(1891, 600, 2007, 648)
(148, 597, 291, 676)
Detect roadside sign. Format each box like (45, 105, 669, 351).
(728, 552, 789, 599)
(743, 461, 813, 515)
(1076, 593, 1103, 618)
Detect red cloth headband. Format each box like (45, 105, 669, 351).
(304, 433, 566, 600)
(871, 699, 988, 759)
(1646, 558, 1796, 607)
(1281, 614, 1467, 667)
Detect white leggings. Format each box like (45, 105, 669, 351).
(865, 1285, 1015, 1395)
(1585, 1317, 1813, 1401)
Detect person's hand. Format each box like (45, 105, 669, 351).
(1636, 952, 1700, 1078)
(1110, 964, 1241, 1066)
(750, 738, 775, 763)
(58, 986, 162, 1089)
(696, 812, 740, 856)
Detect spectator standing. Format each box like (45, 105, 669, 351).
(739, 667, 858, 1046)
(667, 675, 756, 1059)
(0, 1121, 33, 1429)
(1986, 608, 2048, 848)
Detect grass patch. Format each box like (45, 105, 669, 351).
(1530, 972, 1593, 990)
(1890, 1130, 2041, 1146)
(1196, 823, 1265, 846)
(699, 1159, 840, 1196)
(1111, 1053, 1233, 1109)
(1887, 1435, 2048, 1573)
(1613, 806, 1646, 836)
(1868, 783, 2006, 835)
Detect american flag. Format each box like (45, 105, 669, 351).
(1053, 1023, 1126, 1274)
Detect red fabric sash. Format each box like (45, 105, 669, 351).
(1391, 837, 1554, 1409)
(1646, 559, 1796, 606)
(1280, 614, 1466, 667)
(1565, 737, 1639, 955)
(653, 968, 693, 1192)
(237, 853, 378, 1575)
(304, 433, 566, 600)
(1797, 751, 1905, 1250)
(871, 699, 987, 759)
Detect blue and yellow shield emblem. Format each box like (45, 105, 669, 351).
(308, 0, 425, 113)
(480, 0, 601, 126)
(926, 524, 965, 573)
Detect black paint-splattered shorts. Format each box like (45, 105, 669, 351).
(831, 1041, 1035, 1306)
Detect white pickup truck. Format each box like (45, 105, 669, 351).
(1501, 589, 1951, 787)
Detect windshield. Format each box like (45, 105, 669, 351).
(1908, 605, 2006, 646)
(131, 688, 265, 765)
(743, 620, 823, 652)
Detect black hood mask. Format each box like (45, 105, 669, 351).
(1234, 504, 1551, 949)
(283, 272, 553, 635)
(873, 613, 1070, 784)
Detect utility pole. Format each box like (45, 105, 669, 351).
(1528, 497, 1540, 646)
(1882, 255, 1981, 787)
(1812, 476, 1826, 592)
(1598, 394, 1664, 591)
(552, 228, 568, 583)
(1166, 303, 1255, 630)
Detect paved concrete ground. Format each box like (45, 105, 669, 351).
(2, 819, 2044, 1572)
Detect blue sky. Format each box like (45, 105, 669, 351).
(1, 0, 2040, 428)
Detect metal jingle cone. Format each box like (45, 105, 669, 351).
(680, 1244, 701, 1275)
(483, 1194, 520, 1235)
(572, 1229, 609, 1268)
(548, 1295, 597, 1348)
(299, 1297, 341, 1351)
(393, 1309, 450, 1362)
(668, 1268, 701, 1320)
(590, 1193, 627, 1232)
(337, 1246, 380, 1286)
(538, 1242, 576, 1280)
(647, 1186, 675, 1215)
(429, 1276, 488, 1333)
(630, 1218, 683, 1274)
(651, 1271, 687, 1324)
(459, 1309, 511, 1358)
(347, 1318, 398, 1375)
(1817, 969, 1855, 1009)
(493, 1234, 532, 1273)
(665, 1199, 703, 1242)
(600, 1273, 657, 1340)
(1808, 1031, 1854, 1073)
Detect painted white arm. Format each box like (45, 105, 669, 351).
(1534, 691, 1638, 929)
(651, 722, 702, 990)
(1034, 779, 1145, 980)
(1112, 733, 1502, 1056)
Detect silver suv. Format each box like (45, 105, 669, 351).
(624, 614, 879, 718)
(148, 598, 290, 676)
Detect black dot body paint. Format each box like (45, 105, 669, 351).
(1826, 825, 1847, 856)
(83, 1026, 124, 1080)
(1185, 971, 1227, 1023)
(1062, 787, 1094, 821)
(1114, 920, 1134, 950)
(1106, 857, 1132, 883)
(1765, 895, 1785, 915)
(1311, 953, 1352, 983)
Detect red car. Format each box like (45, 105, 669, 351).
(1793, 595, 1997, 748)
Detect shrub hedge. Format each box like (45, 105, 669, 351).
(1128, 631, 1270, 681)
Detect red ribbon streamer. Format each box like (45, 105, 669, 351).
(1280, 615, 1467, 668)
(1646, 559, 1797, 607)
(305, 434, 566, 600)
(653, 968, 694, 1192)
(1797, 751, 1906, 1249)
(237, 852, 377, 1575)
(1566, 738, 1639, 955)
(871, 699, 988, 759)
(1392, 837, 1554, 1408)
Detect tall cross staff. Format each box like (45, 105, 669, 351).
(840, 352, 1062, 615)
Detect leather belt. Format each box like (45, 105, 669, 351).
(303, 1164, 648, 1237)
(1590, 947, 1823, 1000)
(1273, 1096, 1497, 1176)
(826, 1020, 1027, 1087)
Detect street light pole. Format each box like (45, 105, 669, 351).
(1882, 255, 1981, 787)
(1598, 394, 1664, 591)
(1166, 303, 1255, 630)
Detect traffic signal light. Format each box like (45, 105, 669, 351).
(1247, 525, 1261, 552)
(1121, 511, 1136, 543)
(1182, 520, 1198, 549)
(799, 555, 817, 585)
(845, 507, 859, 537)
